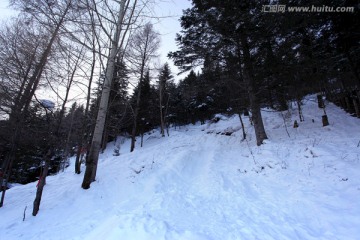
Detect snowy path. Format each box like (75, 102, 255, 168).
(1, 97, 360, 240)
(85, 117, 360, 239)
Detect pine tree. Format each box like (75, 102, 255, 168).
(103, 57, 130, 149)
(158, 63, 173, 136)
(169, 1, 268, 145)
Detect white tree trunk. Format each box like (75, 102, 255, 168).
(82, 0, 127, 189)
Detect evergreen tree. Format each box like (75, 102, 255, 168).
(169, 1, 268, 144)
(103, 57, 130, 149)
(158, 63, 173, 136)
(130, 70, 157, 146)
(176, 70, 199, 124)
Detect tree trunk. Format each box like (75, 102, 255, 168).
(166, 123, 170, 137)
(251, 100, 268, 145)
(130, 80, 142, 152)
(322, 115, 329, 127)
(101, 125, 108, 153)
(130, 29, 152, 152)
(159, 80, 166, 137)
(240, 31, 268, 146)
(164, 93, 170, 137)
(32, 150, 51, 216)
(75, 146, 82, 174)
(297, 99, 304, 122)
(317, 94, 324, 108)
(0, 149, 15, 207)
(345, 95, 353, 113)
(82, 0, 127, 189)
(353, 97, 360, 118)
(75, 37, 96, 174)
(130, 120, 137, 152)
(238, 112, 246, 141)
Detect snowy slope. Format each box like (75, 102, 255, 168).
(1, 96, 360, 240)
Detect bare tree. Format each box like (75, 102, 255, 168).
(0, 18, 61, 208)
(81, 0, 140, 189)
(61, 1, 101, 174)
(1, 0, 82, 208)
(0, 18, 44, 119)
(126, 22, 160, 152)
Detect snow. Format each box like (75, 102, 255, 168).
(1, 95, 360, 240)
(39, 99, 55, 109)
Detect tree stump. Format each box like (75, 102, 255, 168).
(317, 94, 324, 108)
(322, 115, 329, 126)
(293, 120, 299, 128)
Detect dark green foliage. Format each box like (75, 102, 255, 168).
(88, 56, 131, 149)
(106, 57, 131, 141)
(169, 0, 359, 113)
(130, 70, 157, 135)
(0, 101, 86, 184)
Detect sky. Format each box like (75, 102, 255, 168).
(0, 0, 192, 76)
(0, 0, 192, 105)
(152, 0, 193, 79)
(0, 1, 16, 19)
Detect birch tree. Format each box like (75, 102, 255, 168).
(82, 0, 141, 189)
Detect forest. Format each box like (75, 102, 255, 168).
(0, 0, 359, 215)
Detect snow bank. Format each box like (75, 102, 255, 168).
(1, 96, 360, 240)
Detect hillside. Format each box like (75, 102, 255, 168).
(1, 96, 360, 240)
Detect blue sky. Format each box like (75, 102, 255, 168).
(0, 1, 16, 19)
(0, 0, 192, 80)
(0, 0, 192, 107)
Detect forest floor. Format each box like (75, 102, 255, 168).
(1, 95, 360, 240)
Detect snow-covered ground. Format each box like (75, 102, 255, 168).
(1, 96, 360, 240)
